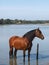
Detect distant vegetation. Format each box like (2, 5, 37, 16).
(0, 19, 49, 25)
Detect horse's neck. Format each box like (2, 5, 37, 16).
(23, 30, 35, 42)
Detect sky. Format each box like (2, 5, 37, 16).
(0, 0, 49, 20)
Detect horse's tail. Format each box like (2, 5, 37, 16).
(9, 37, 13, 57)
(9, 36, 19, 57)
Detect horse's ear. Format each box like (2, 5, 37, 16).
(36, 29, 38, 33)
(36, 28, 39, 32)
(38, 28, 39, 30)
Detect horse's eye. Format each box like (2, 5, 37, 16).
(39, 31, 41, 34)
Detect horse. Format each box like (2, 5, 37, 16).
(9, 28, 44, 61)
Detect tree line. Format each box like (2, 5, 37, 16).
(0, 19, 49, 25)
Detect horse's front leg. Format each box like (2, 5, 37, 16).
(23, 50, 25, 62)
(28, 43, 32, 61)
(28, 49, 30, 61)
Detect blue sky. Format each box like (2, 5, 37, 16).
(0, 0, 49, 20)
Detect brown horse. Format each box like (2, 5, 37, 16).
(9, 28, 44, 61)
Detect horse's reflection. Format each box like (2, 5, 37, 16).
(36, 59, 38, 65)
(9, 57, 31, 65)
(28, 60, 30, 65)
(9, 58, 17, 65)
(9, 58, 13, 65)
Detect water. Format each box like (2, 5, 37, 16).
(0, 24, 49, 65)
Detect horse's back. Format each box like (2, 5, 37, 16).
(9, 36, 19, 47)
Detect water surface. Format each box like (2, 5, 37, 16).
(0, 24, 49, 65)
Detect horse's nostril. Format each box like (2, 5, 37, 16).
(42, 36, 44, 40)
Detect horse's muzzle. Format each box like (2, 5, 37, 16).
(42, 36, 44, 40)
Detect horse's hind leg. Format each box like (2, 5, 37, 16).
(14, 48, 17, 58)
(9, 46, 13, 58)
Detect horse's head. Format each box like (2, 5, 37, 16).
(35, 28, 44, 40)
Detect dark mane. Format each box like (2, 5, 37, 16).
(23, 29, 36, 42)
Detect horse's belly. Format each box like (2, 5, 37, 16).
(13, 40, 28, 50)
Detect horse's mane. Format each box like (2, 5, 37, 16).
(23, 29, 36, 42)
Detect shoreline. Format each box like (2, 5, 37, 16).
(0, 23, 49, 26)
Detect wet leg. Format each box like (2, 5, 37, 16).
(28, 46, 32, 61)
(9, 47, 13, 58)
(28, 49, 30, 61)
(23, 50, 25, 62)
(28, 43, 32, 61)
(14, 48, 17, 58)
